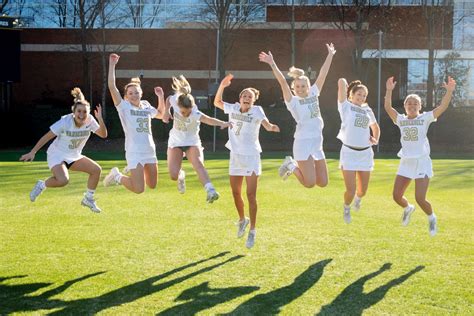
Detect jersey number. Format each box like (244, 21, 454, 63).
(308, 104, 320, 118)
(69, 138, 85, 150)
(175, 119, 187, 132)
(354, 114, 369, 128)
(402, 127, 419, 141)
(234, 121, 243, 136)
(136, 118, 150, 133)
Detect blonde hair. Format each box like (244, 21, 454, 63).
(70, 87, 90, 112)
(404, 94, 422, 106)
(173, 75, 194, 109)
(239, 87, 260, 101)
(347, 80, 368, 99)
(124, 77, 142, 95)
(288, 66, 310, 90)
(172, 75, 191, 95)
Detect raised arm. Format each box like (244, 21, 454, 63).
(338, 78, 348, 103)
(384, 76, 399, 123)
(108, 54, 123, 106)
(261, 118, 280, 133)
(93, 104, 107, 138)
(200, 113, 232, 129)
(433, 76, 456, 119)
(315, 43, 336, 92)
(19, 131, 57, 162)
(214, 74, 233, 110)
(153, 86, 165, 119)
(259, 51, 293, 103)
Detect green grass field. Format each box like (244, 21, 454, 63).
(0, 152, 473, 315)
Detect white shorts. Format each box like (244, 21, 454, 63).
(397, 156, 433, 179)
(339, 145, 374, 171)
(126, 151, 158, 170)
(168, 145, 204, 163)
(293, 137, 325, 161)
(229, 152, 261, 176)
(47, 153, 83, 169)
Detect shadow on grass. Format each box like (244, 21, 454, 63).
(224, 259, 332, 315)
(157, 281, 259, 315)
(0, 272, 105, 314)
(50, 251, 242, 315)
(317, 263, 425, 315)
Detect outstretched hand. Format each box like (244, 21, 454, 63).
(386, 76, 397, 91)
(326, 43, 336, 55)
(154, 86, 164, 98)
(259, 51, 274, 65)
(94, 104, 103, 120)
(109, 53, 120, 65)
(20, 152, 35, 162)
(442, 76, 456, 92)
(220, 121, 233, 130)
(220, 74, 234, 88)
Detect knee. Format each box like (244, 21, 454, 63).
(133, 186, 145, 194)
(169, 173, 179, 181)
(345, 188, 356, 196)
(148, 183, 157, 190)
(393, 191, 402, 202)
(415, 195, 427, 205)
(317, 179, 328, 188)
(57, 176, 69, 187)
(93, 165, 102, 176)
(304, 182, 316, 189)
(358, 190, 367, 197)
(246, 192, 257, 203)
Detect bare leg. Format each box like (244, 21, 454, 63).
(292, 157, 317, 188)
(45, 164, 70, 188)
(144, 163, 158, 189)
(186, 146, 211, 186)
(245, 173, 259, 230)
(230, 176, 245, 221)
(393, 175, 412, 208)
(314, 159, 329, 187)
(120, 164, 145, 194)
(167, 147, 184, 181)
(341, 169, 357, 205)
(69, 156, 102, 190)
(415, 177, 433, 215)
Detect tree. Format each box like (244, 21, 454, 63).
(124, 0, 163, 28)
(321, 0, 394, 80)
(198, 0, 265, 80)
(435, 52, 469, 107)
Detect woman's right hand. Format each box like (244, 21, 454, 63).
(109, 53, 120, 65)
(220, 74, 233, 88)
(20, 152, 35, 162)
(259, 51, 274, 65)
(162, 109, 172, 124)
(386, 76, 397, 91)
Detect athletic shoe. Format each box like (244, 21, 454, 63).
(30, 180, 45, 202)
(429, 215, 437, 237)
(206, 188, 219, 203)
(279, 156, 295, 180)
(103, 167, 120, 187)
(177, 170, 186, 194)
(81, 195, 101, 213)
(401, 204, 416, 226)
(246, 230, 256, 249)
(236, 217, 250, 238)
(353, 196, 362, 211)
(343, 204, 351, 224)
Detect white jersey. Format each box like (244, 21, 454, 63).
(116, 99, 157, 154)
(224, 102, 267, 155)
(337, 100, 377, 148)
(168, 93, 203, 148)
(47, 113, 99, 160)
(395, 111, 436, 158)
(285, 84, 324, 140)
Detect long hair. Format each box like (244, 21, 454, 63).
(70, 87, 90, 112)
(173, 75, 194, 109)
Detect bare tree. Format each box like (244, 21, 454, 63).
(199, 0, 265, 80)
(321, 0, 394, 80)
(0, 0, 9, 14)
(125, 0, 163, 28)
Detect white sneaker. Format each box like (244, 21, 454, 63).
(103, 167, 120, 187)
(206, 188, 219, 203)
(402, 204, 416, 226)
(177, 170, 186, 194)
(279, 156, 295, 180)
(246, 230, 256, 249)
(236, 217, 250, 238)
(30, 180, 45, 202)
(429, 215, 437, 236)
(81, 195, 101, 213)
(353, 196, 362, 211)
(343, 204, 351, 224)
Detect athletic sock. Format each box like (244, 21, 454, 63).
(86, 189, 95, 199)
(204, 182, 214, 192)
(428, 213, 436, 220)
(39, 180, 46, 190)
